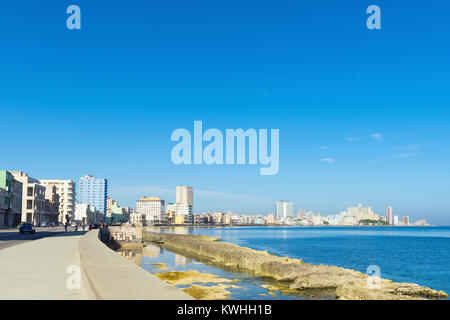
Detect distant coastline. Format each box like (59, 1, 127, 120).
(149, 224, 439, 228)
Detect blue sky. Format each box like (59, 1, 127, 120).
(1, 1, 449, 224)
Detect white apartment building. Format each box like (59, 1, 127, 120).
(393, 215, 399, 226)
(347, 204, 379, 222)
(266, 214, 276, 224)
(40, 179, 76, 223)
(74, 203, 90, 224)
(275, 201, 294, 220)
(10, 171, 46, 224)
(136, 196, 166, 225)
(347, 203, 374, 216)
(167, 202, 193, 224)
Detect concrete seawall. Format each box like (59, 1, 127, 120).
(79, 229, 193, 300)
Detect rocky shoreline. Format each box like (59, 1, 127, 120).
(142, 230, 448, 300)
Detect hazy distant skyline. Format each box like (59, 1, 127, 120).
(1, 1, 449, 224)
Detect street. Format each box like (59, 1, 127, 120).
(0, 226, 84, 250)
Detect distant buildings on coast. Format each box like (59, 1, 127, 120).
(0, 168, 430, 228)
(275, 203, 427, 227)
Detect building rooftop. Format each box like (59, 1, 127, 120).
(138, 196, 162, 201)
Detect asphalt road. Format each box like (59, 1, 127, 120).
(0, 227, 83, 250)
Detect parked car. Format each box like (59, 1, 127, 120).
(40, 222, 48, 227)
(19, 223, 36, 234)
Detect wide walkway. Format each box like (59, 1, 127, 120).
(0, 232, 89, 299)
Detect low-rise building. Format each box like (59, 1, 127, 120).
(0, 170, 23, 228)
(106, 201, 129, 224)
(11, 171, 46, 225)
(266, 214, 276, 224)
(0, 187, 7, 227)
(414, 219, 428, 226)
(213, 212, 225, 224)
(130, 213, 145, 226)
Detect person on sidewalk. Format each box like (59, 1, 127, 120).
(64, 223, 67, 232)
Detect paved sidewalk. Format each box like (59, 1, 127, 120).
(0, 233, 89, 299)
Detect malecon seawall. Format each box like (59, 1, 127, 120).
(79, 229, 193, 300)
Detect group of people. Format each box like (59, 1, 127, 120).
(64, 223, 86, 232)
(62, 222, 106, 232)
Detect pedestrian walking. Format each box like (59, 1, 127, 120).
(64, 223, 67, 232)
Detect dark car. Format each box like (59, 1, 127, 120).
(19, 223, 36, 234)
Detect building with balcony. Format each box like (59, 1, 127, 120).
(0, 187, 6, 227)
(10, 171, 46, 225)
(136, 196, 166, 225)
(130, 213, 145, 226)
(275, 201, 294, 220)
(78, 175, 108, 218)
(40, 179, 76, 224)
(167, 202, 193, 225)
(0, 170, 23, 228)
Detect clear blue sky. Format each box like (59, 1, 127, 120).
(1, 1, 449, 224)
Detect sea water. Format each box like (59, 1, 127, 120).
(137, 226, 450, 299)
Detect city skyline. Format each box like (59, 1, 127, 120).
(0, 168, 445, 225)
(1, 1, 449, 224)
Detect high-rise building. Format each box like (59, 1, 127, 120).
(136, 196, 166, 225)
(402, 216, 410, 226)
(387, 207, 393, 225)
(174, 186, 193, 224)
(275, 201, 294, 220)
(78, 175, 108, 217)
(176, 186, 193, 206)
(40, 179, 76, 223)
(393, 215, 399, 226)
